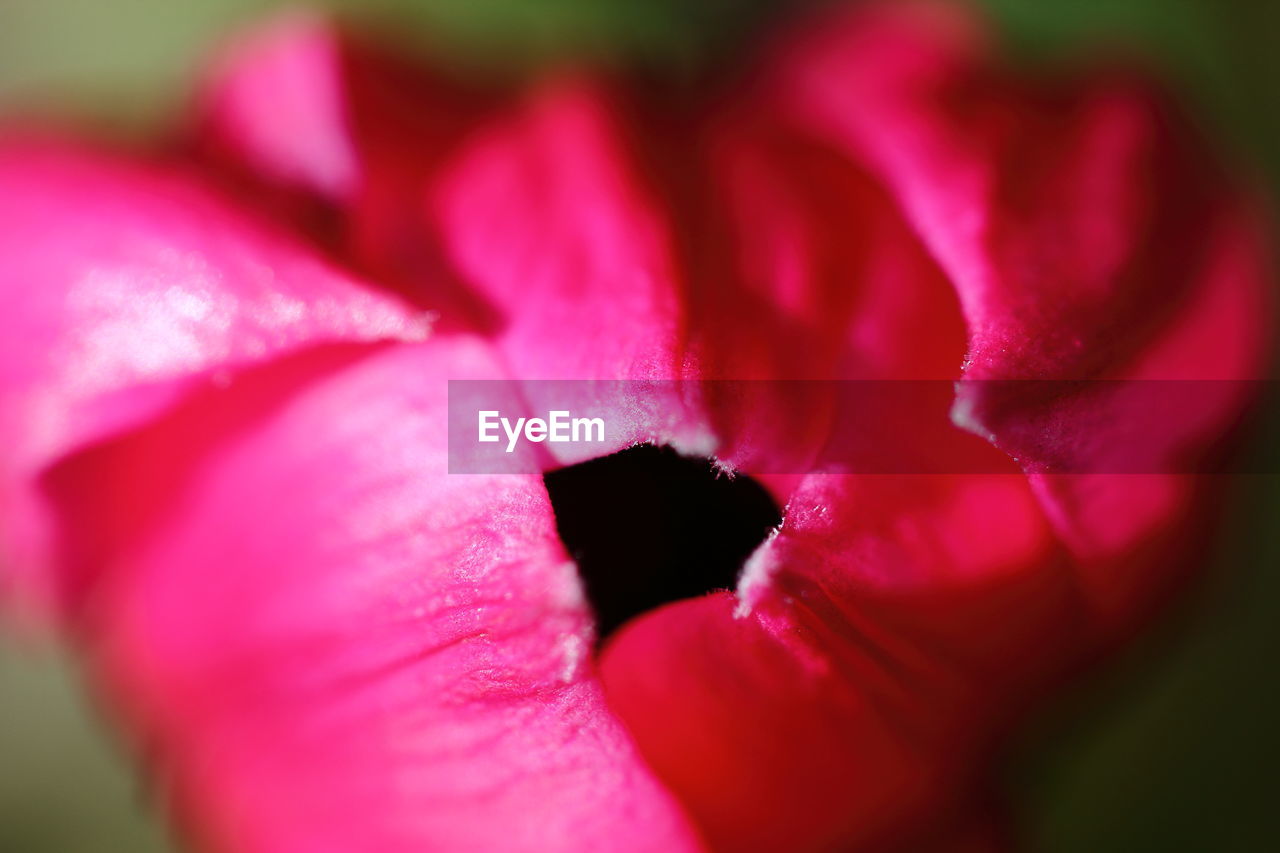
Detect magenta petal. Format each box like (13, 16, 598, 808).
(773, 1, 1164, 379)
(429, 79, 735, 467)
(775, 0, 1271, 384)
(692, 92, 967, 385)
(195, 13, 505, 321)
(772, 1, 1273, 629)
(684, 114, 968, 480)
(433, 78, 685, 382)
(59, 340, 700, 852)
(0, 137, 429, 614)
(196, 12, 360, 202)
(603, 470, 1073, 851)
(1018, 210, 1273, 629)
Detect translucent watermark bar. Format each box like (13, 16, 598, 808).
(447, 379, 1277, 474)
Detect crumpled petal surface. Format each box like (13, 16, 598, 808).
(0, 1, 1272, 851)
(770, 0, 1273, 628)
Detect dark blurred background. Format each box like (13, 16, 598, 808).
(0, 1, 1276, 850)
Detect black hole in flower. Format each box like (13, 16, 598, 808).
(543, 444, 782, 644)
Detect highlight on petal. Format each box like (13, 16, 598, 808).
(0, 136, 430, 615)
(49, 340, 702, 852)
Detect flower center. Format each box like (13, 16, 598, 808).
(543, 444, 782, 645)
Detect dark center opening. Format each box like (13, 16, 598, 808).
(543, 444, 783, 644)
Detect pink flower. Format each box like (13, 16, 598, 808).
(0, 2, 1271, 851)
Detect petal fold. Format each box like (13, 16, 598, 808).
(771, 0, 1273, 628)
(0, 137, 429, 614)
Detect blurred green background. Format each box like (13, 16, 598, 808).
(0, 1, 1276, 851)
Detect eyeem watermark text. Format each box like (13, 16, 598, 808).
(478, 410, 606, 453)
(449, 379, 1280, 474)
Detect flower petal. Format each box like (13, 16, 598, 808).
(603, 471, 1073, 851)
(433, 77, 686, 381)
(0, 136, 429, 615)
(602, 6, 1273, 839)
(679, 109, 969, 478)
(428, 77, 745, 473)
(195, 11, 361, 202)
(771, 0, 1273, 628)
(194, 13, 506, 324)
(53, 340, 702, 852)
